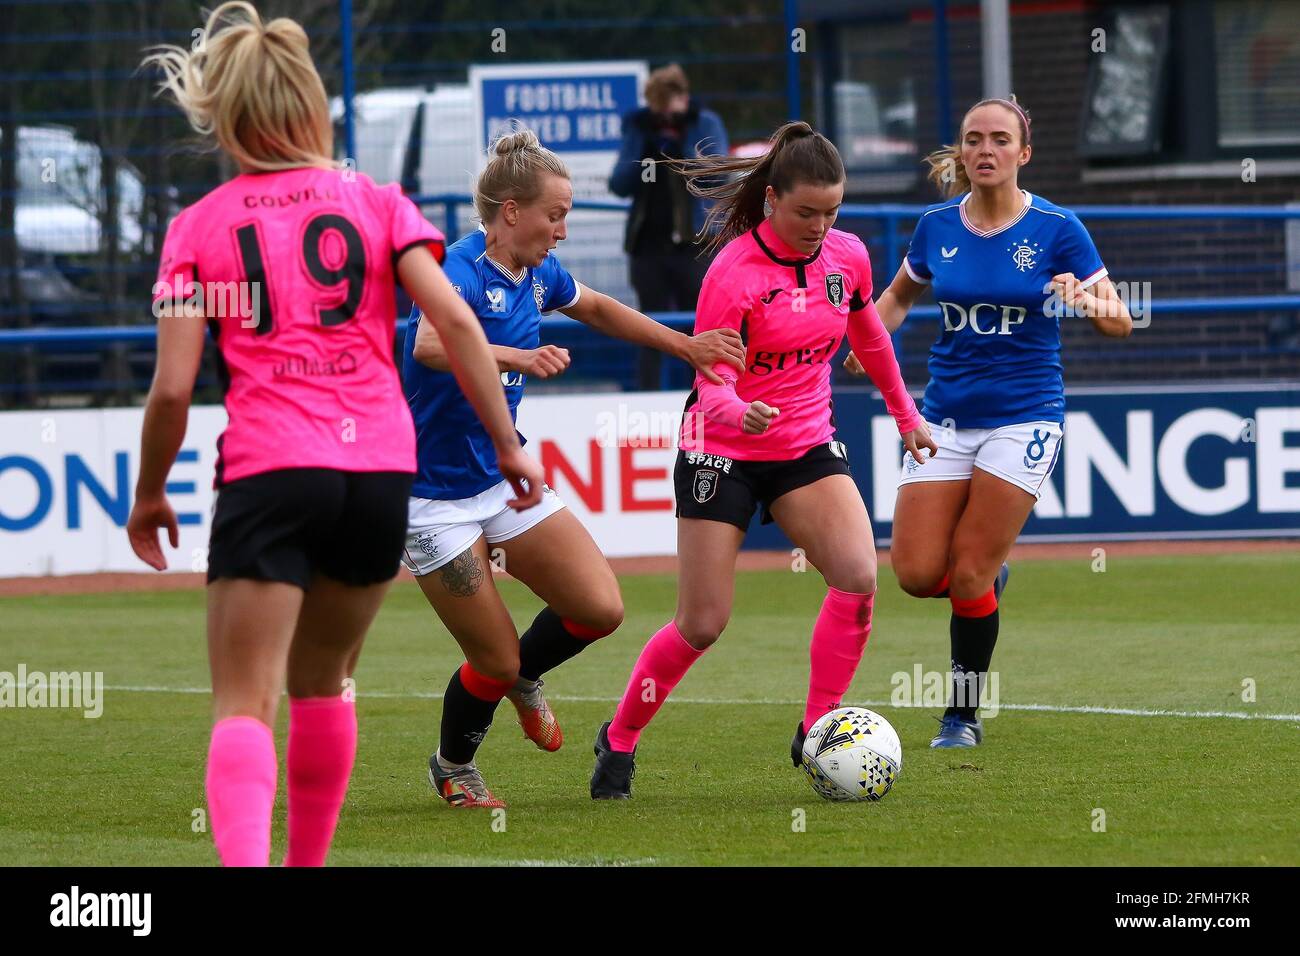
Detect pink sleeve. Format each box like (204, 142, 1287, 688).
(151, 210, 199, 308)
(697, 363, 749, 430)
(846, 299, 921, 434)
(692, 254, 751, 429)
(384, 183, 445, 264)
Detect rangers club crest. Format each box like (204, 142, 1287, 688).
(825, 272, 845, 307)
(415, 531, 439, 558)
(1006, 239, 1043, 273)
(533, 280, 547, 310)
(693, 469, 719, 504)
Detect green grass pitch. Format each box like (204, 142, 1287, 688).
(2, 552, 1297, 866)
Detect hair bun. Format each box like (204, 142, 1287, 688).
(493, 127, 540, 156)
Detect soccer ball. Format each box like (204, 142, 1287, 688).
(799, 707, 902, 802)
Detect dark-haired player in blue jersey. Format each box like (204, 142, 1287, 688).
(403, 128, 745, 806)
(846, 96, 1132, 748)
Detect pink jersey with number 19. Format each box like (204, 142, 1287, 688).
(152, 167, 443, 485)
(680, 218, 921, 460)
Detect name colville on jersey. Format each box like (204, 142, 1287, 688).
(243, 187, 339, 209)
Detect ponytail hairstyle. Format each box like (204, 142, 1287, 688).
(141, 1, 334, 172)
(664, 121, 845, 257)
(474, 123, 570, 224)
(924, 95, 1032, 199)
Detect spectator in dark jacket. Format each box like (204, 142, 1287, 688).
(609, 64, 729, 388)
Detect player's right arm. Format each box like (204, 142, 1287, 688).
(398, 245, 543, 508)
(409, 245, 572, 380)
(413, 317, 572, 380)
(691, 251, 778, 434)
(127, 302, 206, 570)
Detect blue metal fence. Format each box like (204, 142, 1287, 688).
(3, 199, 1298, 403)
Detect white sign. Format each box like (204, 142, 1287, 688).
(469, 61, 647, 202)
(0, 392, 689, 578)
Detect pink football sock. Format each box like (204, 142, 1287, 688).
(284, 696, 357, 867)
(206, 716, 277, 867)
(804, 587, 875, 731)
(607, 621, 705, 752)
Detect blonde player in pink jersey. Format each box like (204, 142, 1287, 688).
(590, 122, 937, 798)
(125, 2, 542, 866)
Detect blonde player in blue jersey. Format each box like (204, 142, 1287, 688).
(846, 96, 1132, 747)
(401, 128, 745, 806)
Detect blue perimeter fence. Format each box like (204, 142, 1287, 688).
(3, 199, 1300, 403)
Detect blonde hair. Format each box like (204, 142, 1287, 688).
(666, 121, 845, 257)
(141, 2, 333, 172)
(924, 95, 1032, 199)
(645, 63, 689, 113)
(474, 125, 570, 224)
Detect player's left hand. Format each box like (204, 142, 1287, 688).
(687, 328, 747, 384)
(1050, 272, 1089, 313)
(127, 493, 179, 571)
(842, 352, 866, 377)
(901, 421, 938, 463)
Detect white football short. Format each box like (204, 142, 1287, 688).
(898, 420, 1064, 499)
(401, 478, 566, 576)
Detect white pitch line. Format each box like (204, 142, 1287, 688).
(511, 857, 659, 868)
(84, 684, 1300, 723)
(423, 856, 659, 868)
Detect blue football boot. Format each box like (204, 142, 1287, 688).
(929, 712, 984, 749)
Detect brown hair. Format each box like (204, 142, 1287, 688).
(665, 121, 845, 256)
(473, 124, 570, 224)
(645, 63, 690, 113)
(924, 95, 1032, 199)
(141, 1, 333, 172)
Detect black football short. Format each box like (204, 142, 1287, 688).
(207, 468, 414, 589)
(673, 441, 852, 531)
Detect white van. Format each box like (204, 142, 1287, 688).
(3, 124, 146, 256)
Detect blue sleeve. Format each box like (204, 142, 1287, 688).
(904, 213, 931, 284)
(607, 112, 645, 198)
(440, 251, 484, 314)
(1057, 213, 1108, 288)
(685, 110, 730, 197)
(540, 256, 580, 313)
(693, 109, 728, 157)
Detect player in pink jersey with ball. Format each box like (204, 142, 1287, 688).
(125, 2, 541, 865)
(590, 122, 936, 798)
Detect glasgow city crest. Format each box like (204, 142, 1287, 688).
(693, 469, 719, 503)
(825, 272, 845, 307)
